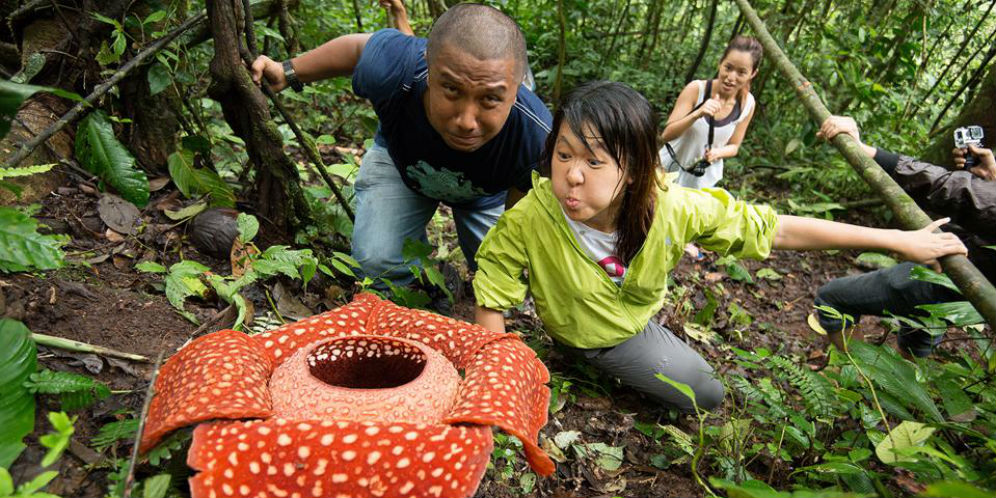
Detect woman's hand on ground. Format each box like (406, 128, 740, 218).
(250, 55, 287, 92)
(894, 217, 967, 270)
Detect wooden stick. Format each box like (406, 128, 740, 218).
(120, 348, 165, 498)
(732, 0, 996, 331)
(31, 333, 150, 362)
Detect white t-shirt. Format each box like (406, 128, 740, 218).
(563, 211, 626, 284)
(659, 79, 755, 189)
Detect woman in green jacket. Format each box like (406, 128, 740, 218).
(472, 81, 966, 411)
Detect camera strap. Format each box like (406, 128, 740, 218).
(665, 79, 717, 174)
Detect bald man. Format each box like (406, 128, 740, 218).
(251, 4, 552, 292)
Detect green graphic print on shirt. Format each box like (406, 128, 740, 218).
(405, 160, 489, 204)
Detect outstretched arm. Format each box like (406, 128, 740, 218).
(250, 34, 373, 91)
(476, 306, 506, 334)
(773, 215, 967, 268)
(381, 0, 414, 35)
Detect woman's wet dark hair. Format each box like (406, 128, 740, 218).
(542, 81, 661, 265)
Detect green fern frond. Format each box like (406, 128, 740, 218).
(766, 355, 837, 418)
(92, 418, 140, 451)
(24, 369, 111, 411)
(0, 164, 55, 179)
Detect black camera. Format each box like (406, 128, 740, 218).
(687, 158, 710, 177)
(954, 125, 984, 168)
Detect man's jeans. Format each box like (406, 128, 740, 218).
(815, 262, 961, 357)
(351, 144, 504, 287)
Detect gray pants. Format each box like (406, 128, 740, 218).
(574, 321, 724, 412)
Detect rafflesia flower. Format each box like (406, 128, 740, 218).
(139, 293, 553, 498)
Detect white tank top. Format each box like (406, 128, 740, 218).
(659, 80, 755, 189)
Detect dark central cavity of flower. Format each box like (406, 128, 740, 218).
(270, 335, 462, 424)
(307, 338, 426, 389)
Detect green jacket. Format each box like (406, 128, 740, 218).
(473, 173, 780, 349)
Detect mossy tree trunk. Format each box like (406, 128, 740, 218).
(206, 0, 311, 236)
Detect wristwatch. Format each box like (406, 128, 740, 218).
(282, 60, 304, 92)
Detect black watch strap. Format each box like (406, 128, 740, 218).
(282, 60, 304, 92)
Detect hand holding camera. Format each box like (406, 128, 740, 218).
(952, 144, 996, 181)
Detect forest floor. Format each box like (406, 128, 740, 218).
(4, 160, 962, 498)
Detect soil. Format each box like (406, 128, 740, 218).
(2, 173, 952, 498)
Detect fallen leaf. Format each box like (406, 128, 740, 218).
(105, 229, 125, 242)
(230, 238, 259, 278)
(271, 282, 313, 321)
(97, 194, 140, 234)
(148, 177, 171, 191)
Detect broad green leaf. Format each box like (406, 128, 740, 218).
(909, 265, 959, 292)
(75, 111, 149, 207)
(552, 430, 580, 449)
(572, 442, 624, 471)
(935, 376, 974, 420)
(142, 474, 171, 498)
(875, 420, 936, 465)
(856, 252, 897, 269)
(423, 265, 452, 302)
(17, 470, 58, 495)
(142, 10, 167, 24)
(0, 80, 80, 138)
(401, 237, 433, 263)
(661, 425, 695, 455)
(848, 341, 943, 422)
(166, 150, 234, 208)
(0, 319, 37, 468)
(655, 373, 696, 406)
(724, 260, 753, 283)
(0, 164, 55, 179)
(237, 213, 259, 243)
(792, 462, 866, 475)
(755, 268, 782, 280)
(38, 412, 75, 467)
(0, 468, 12, 495)
(0, 206, 67, 273)
(784, 138, 802, 156)
(164, 201, 207, 221)
(919, 481, 995, 498)
(163, 260, 210, 323)
(917, 301, 983, 327)
(135, 261, 167, 273)
(147, 62, 171, 96)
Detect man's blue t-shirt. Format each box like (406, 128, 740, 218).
(352, 29, 553, 208)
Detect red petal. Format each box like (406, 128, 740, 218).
(140, 330, 273, 453)
(188, 419, 493, 498)
(366, 299, 510, 369)
(444, 337, 554, 476)
(252, 293, 381, 366)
